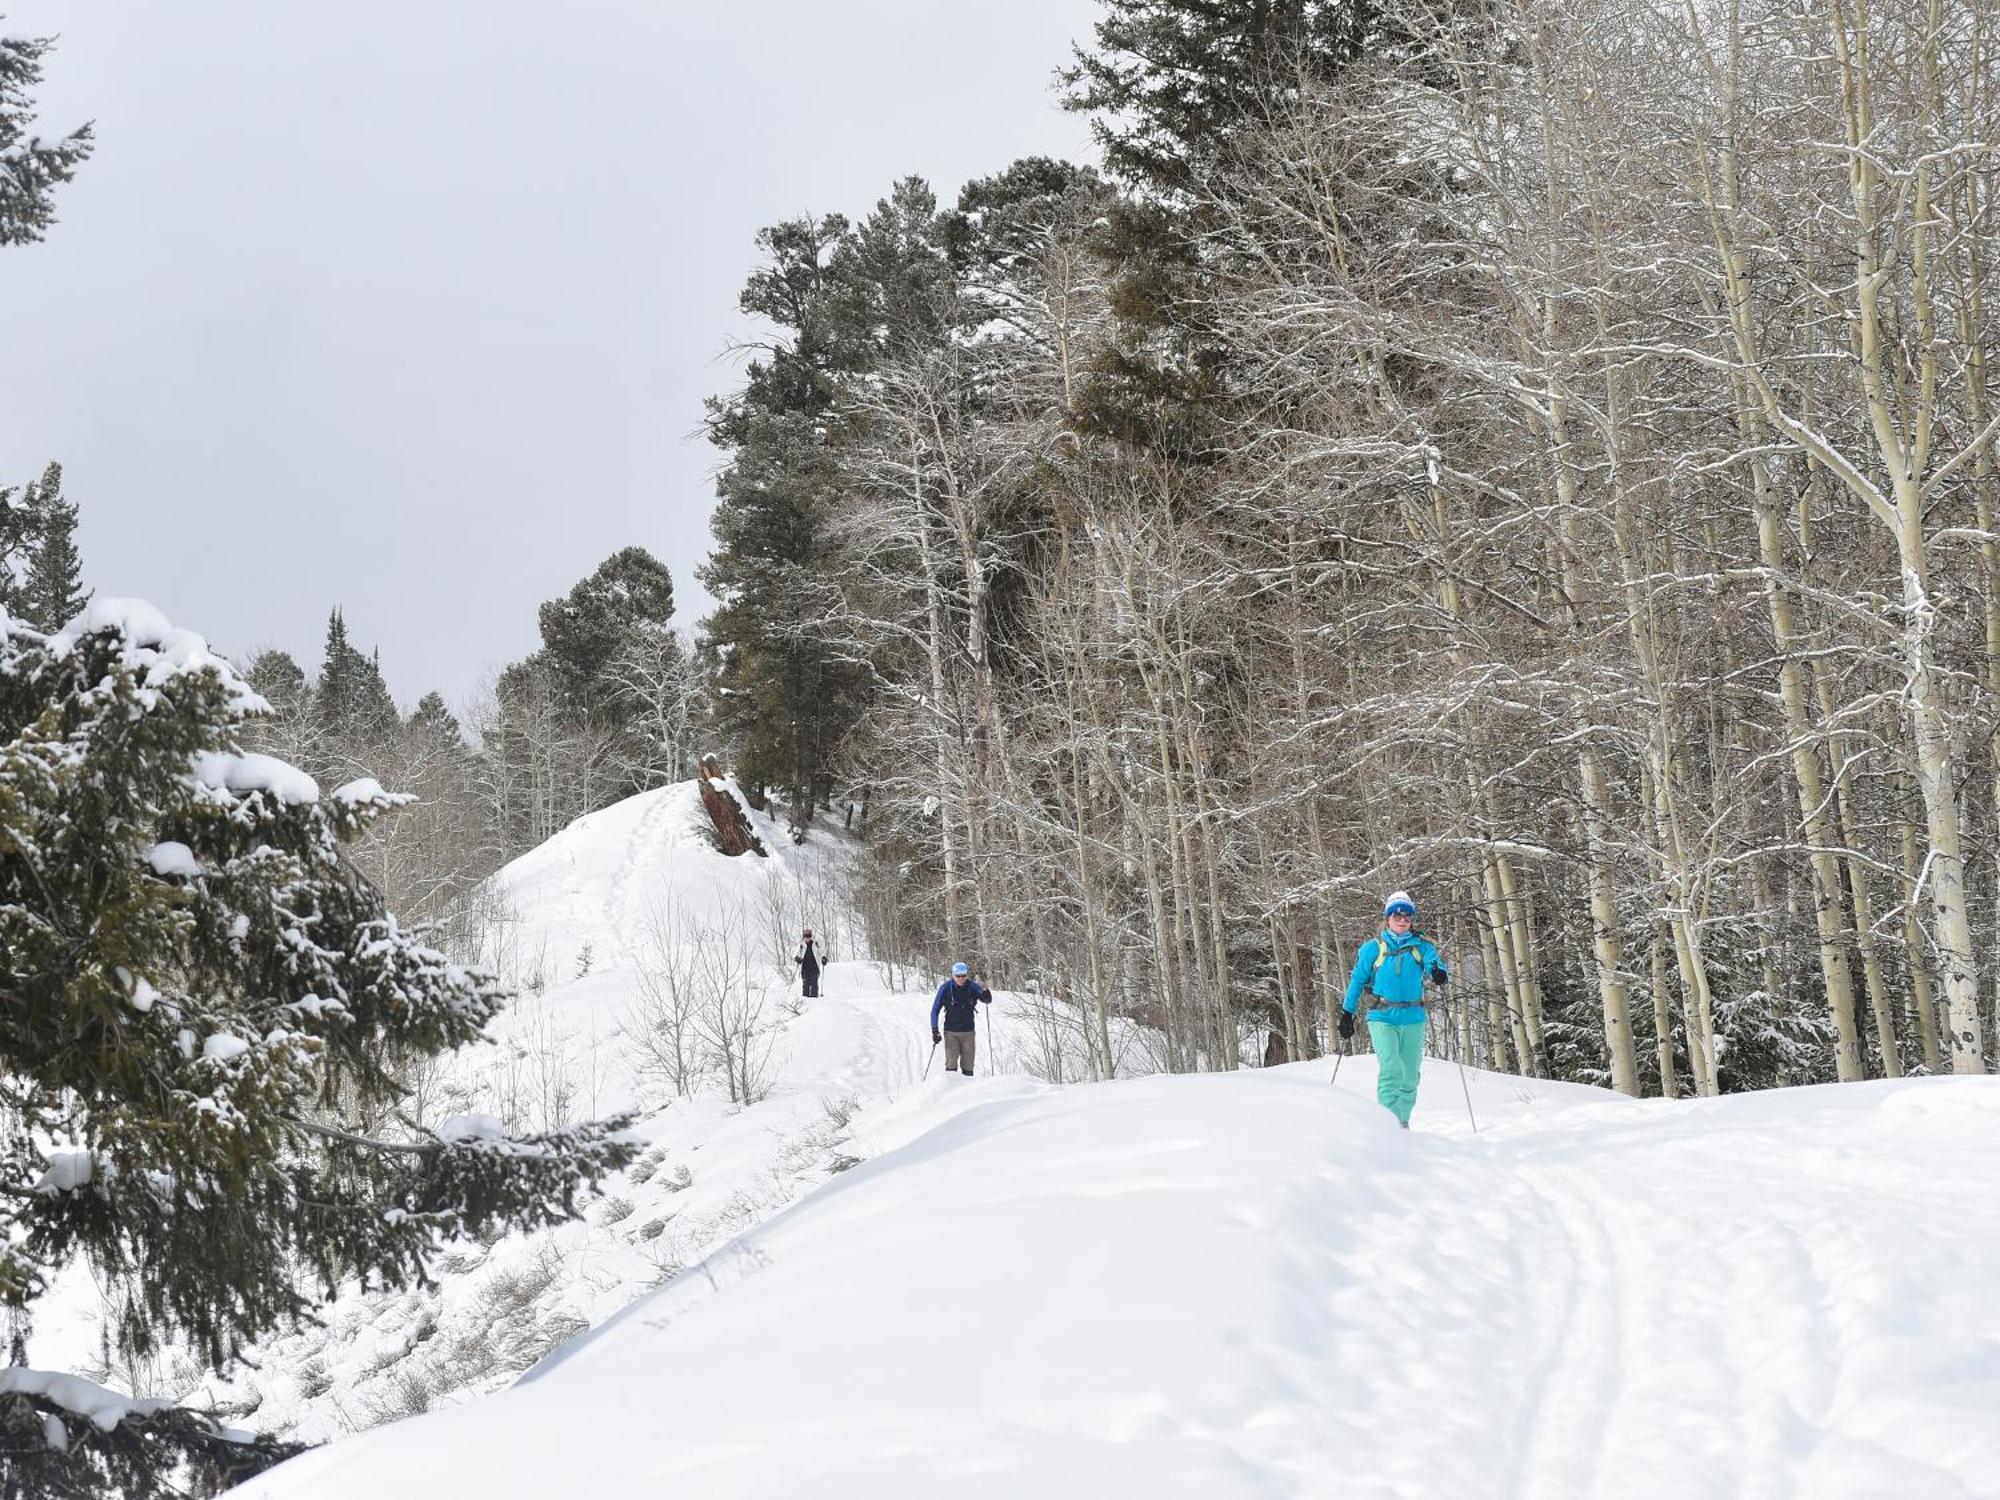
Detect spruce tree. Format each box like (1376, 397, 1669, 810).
(312, 608, 399, 747)
(243, 649, 309, 719)
(0, 28, 93, 247)
(406, 689, 467, 751)
(535, 546, 677, 726)
(1061, 0, 1380, 196)
(19, 460, 89, 630)
(700, 214, 877, 826)
(0, 603, 631, 1490)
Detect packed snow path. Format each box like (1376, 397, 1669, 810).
(240, 1057, 2000, 1499)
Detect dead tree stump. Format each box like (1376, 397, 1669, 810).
(697, 756, 767, 858)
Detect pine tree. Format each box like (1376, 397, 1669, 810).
(0, 604, 632, 1490)
(1061, 0, 1380, 196)
(0, 29, 94, 247)
(535, 546, 677, 726)
(312, 608, 399, 748)
(18, 460, 89, 630)
(406, 689, 466, 751)
(243, 649, 309, 718)
(700, 212, 881, 827)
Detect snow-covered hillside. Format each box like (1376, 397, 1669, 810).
(57, 777, 1150, 1444)
(235, 1049, 2000, 1499)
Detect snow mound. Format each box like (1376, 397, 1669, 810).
(476, 776, 834, 988)
(236, 1068, 2000, 1499)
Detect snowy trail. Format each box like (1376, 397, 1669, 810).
(238, 1060, 2000, 1500)
(167, 779, 1998, 1498)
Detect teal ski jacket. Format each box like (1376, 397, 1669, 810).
(1342, 929, 1446, 1027)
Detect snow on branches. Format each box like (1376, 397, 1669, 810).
(0, 601, 633, 1487)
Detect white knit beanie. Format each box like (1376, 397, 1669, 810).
(1383, 890, 1416, 916)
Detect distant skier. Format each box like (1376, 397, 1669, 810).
(1339, 891, 1448, 1129)
(795, 928, 823, 999)
(929, 962, 991, 1077)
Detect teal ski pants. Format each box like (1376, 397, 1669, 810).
(1368, 1018, 1426, 1125)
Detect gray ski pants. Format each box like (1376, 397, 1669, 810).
(942, 1028, 975, 1075)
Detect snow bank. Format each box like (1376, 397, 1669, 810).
(237, 1067, 2000, 1499)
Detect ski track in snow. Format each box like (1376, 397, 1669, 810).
(603, 781, 681, 966)
(1505, 1155, 1620, 1500)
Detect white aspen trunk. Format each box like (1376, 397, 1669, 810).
(1578, 746, 1641, 1095)
(1650, 922, 1678, 1099)
(1176, 680, 1237, 1070)
(1308, 795, 1341, 1054)
(1806, 657, 1899, 1076)
(1900, 812, 1944, 1072)
(1476, 898, 1513, 1074)
(913, 488, 963, 958)
(1482, 855, 1537, 1076)
(1743, 462, 1866, 1079)
(1825, 7, 1981, 1069)
(1133, 779, 1190, 1071)
(939, 440, 998, 971)
(1065, 719, 1114, 1080)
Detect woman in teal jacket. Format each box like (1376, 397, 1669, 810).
(1338, 891, 1448, 1128)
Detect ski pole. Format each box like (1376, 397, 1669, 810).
(921, 1037, 939, 1081)
(1438, 1000, 1478, 1133)
(1331, 1035, 1347, 1086)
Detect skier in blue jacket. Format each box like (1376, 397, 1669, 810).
(929, 962, 991, 1076)
(1339, 891, 1448, 1128)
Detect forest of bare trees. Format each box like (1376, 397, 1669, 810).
(703, 0, 2000, 1094)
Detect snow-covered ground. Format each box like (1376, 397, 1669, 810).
(235, 1049, 2000, 1499)
(36, 775, 2000, 1497)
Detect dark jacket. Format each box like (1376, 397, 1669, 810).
(930, 977, 990, 1033)
(796, 938, 821, 973)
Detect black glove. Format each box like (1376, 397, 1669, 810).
(932, 1030, 942, 1044)
(1431, 967, 1449, 987)
(1337, 1012, 1355, 1041)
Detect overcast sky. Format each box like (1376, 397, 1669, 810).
(0, 1, 1101, 711)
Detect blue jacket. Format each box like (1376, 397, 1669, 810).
(931, 977, 991, 1033)
(1343, 929, 1446, 1026)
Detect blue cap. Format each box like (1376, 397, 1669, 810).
(1384, 890, 1417, 918)
(952, 962, 969, 977)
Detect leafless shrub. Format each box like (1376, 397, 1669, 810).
(689, 898, 777, 1104)
(621, 899, 707, 1099)
(364, 1369, 436, 1425)
(295, 1357, 332, 1402)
